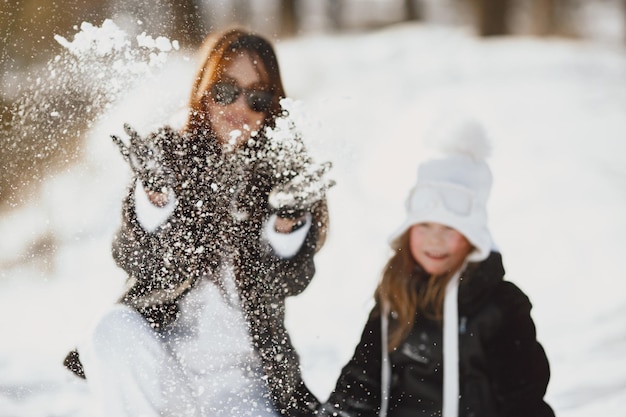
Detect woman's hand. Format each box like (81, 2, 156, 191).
(274, 214, 307, 234)
(146, 189, 170, 207)
(111, 124, 177, 194)
(268, 161, 335, 216)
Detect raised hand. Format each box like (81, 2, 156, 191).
(111, 123, 177, 193)
(269, 161, 336, 218)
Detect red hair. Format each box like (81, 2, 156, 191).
(185, 28, 286, 134)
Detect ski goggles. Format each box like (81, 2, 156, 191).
(407, 183, 475, 217)
(210, 81, 274, 113)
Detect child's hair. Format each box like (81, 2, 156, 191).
(377, 111, 493, 350)
(374, 230, 456, 350)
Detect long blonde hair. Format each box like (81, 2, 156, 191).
(374, 230, 461, 350)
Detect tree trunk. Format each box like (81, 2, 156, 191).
(170, 0, 205, 47)
(280, 0, 298, 37)
(327, 0, 343, 31)
(622, 0, 626, 41)
(531, 0, 556, 35)
(530, 0, 577, 37)
(404, 0, 422, 21)
(472, 0, 511, 36)
(231, 0, 251, 28)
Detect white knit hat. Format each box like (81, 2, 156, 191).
(389, 113, 493, 262)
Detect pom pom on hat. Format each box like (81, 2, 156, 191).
(390, 112, 494, 262)
(423, 113, 492, 161)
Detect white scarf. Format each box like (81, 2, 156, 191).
(442, 267, 463, 417)
(380, 265, 465, 417)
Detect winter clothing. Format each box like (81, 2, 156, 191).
(64, 126, 327, 416)
(77, 274, 280, 417)
(387, 114, 496, 416)
(322, 252, 555, 417)
(325, 115, 554, 417)
(389, 114, 493, 263)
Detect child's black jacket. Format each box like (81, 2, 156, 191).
(324, 252, 555, 417)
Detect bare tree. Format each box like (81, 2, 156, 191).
(280, 0, 299, 37)
(327, 0, 344, 31)
(530, 0, 579, 37)
(231, 0, 251, 28)
(404, 0, 423, 21)
(0, 1, 20, 73)
(470, 0, 512, 36)
(531, 0, 553, 35)
(2, 0, 107, 67)
(622, 0, 626, 40)
(170, 0, 206, 47)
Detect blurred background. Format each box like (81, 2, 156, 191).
(1, 0, 625, 218)
(2, 1, 626, 415)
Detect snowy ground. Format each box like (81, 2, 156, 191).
(2, 22, 626, 416)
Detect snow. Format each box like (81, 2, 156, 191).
(2, 21, 626, 416)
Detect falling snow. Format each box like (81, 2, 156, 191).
(1, 18, 626, 417)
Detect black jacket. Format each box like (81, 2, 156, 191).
(64, 127, 326, 416)
(324, 252, 554, 417)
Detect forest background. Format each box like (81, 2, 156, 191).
(1, 1, 626, 415)
(1, 0, 625, 215)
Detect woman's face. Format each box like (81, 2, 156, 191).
(205, 52, 271, 150)
(409, 222, 472, 276)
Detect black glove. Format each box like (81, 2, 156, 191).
(269, 160, 336, 218)
(111, 123, 178, 193)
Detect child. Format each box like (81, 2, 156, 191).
(321, 115, 554, 417)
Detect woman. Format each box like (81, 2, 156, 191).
(320, 115, 554, 417)
(64, 28, 331, 417)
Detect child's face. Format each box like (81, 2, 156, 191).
(409, 222, 472, 276)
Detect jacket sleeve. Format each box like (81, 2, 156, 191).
(488, 282, 555, 417)
(111, 128, 210, 283)
(111, 183, 171, 280)
(322, 308, 384, 417)
(255, 198, 327, 298)
(111, 181, 202, 300)
(252, 303, 322, 417)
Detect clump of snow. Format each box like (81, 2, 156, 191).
(261, 98, 335, 211)
(2, 19, 181, 210)
(54, 20, 130, 57)
(53, 19, 179, 86)
(265, 98, 308, 145)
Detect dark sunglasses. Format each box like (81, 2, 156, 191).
(210, 81, 274, 113)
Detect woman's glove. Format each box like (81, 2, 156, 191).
(268, 161, 335, 218)
(111, 123, 178, 193)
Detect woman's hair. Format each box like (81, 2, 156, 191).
(185, 28, 286, 133)
(374, 230, 459, 350)
(182, 27, 330, 250)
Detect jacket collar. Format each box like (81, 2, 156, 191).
(458, 251, 505, 315)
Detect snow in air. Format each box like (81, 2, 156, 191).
(1, 17, 626, 417)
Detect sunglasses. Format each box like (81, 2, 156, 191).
(210, 81, 274, 113)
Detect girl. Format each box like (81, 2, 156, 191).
(321, 116, 554, 417)
(64, 28, 331, 417)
